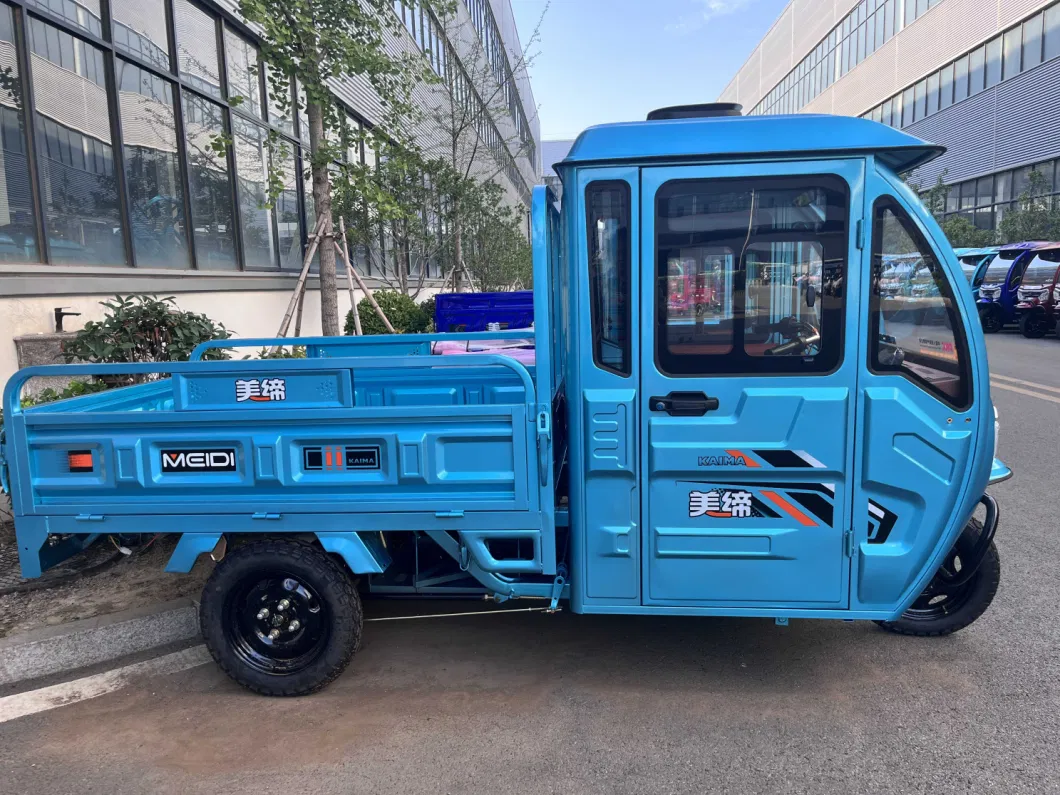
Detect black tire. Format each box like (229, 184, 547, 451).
(979, 306, 1003, 334)
(1020, 312, 1049, 339)
(876, 518, 1000, 637)
(200, 538, 362, 696)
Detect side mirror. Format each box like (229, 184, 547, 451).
(805, 283, 816, 308)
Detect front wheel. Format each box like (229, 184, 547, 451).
(876, 519, 999, 637)
(1020, 311, 1050, 339)
(979, 306, 1003, 333)
(200, 538, 362, 696)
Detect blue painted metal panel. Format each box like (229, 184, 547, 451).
(558, 115, 941, 174)
(638, 158, 863, 609)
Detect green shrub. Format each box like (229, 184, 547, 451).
(21, 380, 108, 408)
(64, 295, 231, 366)
(346, 291, 429, 335)
(418, 296, 436, 333)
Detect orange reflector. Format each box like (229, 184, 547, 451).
(68, 451, 93, 472)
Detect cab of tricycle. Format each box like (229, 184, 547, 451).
(556, 106, 1005, 633)
(955, 246, 1000, 296)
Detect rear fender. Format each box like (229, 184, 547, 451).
(164, 531, 392, 574)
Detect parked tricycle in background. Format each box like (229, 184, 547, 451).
(1, 105, 1010, 696)
(954, 246, 1000, 298)
(1014, 244, 1060, 338)
(977, 241, 1052, 333)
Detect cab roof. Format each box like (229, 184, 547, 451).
(555, 114, 944, 174)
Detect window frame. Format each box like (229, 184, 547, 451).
(585, 179, 633, 378)
(869, 195, 973, 411)
(653, 174, 851, 379)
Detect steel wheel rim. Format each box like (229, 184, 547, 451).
(902, 548, 978, 621)
(224, 570, 330, 675)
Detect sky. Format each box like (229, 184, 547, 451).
(510, 0, 791, 142)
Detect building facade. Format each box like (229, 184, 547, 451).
(0, 0, 539, 384)
(719, 0, 1060, 232)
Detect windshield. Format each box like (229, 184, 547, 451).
(958, 256, 980, 282)
(1022, 253, 1060, 285)
(983, 251, 1018, 283)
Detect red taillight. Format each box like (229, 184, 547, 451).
(68, 451, 93, 472)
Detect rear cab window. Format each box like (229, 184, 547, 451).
(586, 181, 632, 376)
(870, 198, 971, 409)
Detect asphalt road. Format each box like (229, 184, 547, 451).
(1, 331, 1058, 795)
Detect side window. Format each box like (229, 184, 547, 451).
(586, 181, 631, 376)
(655, 176, 848, 375)
(870, 198, 970, 409)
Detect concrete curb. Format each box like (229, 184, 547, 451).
(0, 597, 200, 686)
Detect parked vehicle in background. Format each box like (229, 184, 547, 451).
(1015, 245, 1060, 338)
(954, 246, 1000, 297)
(977, 242, 1051, 333)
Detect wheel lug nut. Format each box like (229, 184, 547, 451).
(268, 628, 281, 640)
(277, 599, 291, 611)
(287, 620, 300, 632)
(256, 609, 269, 620)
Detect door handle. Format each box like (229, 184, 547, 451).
(649, 391, 720, 416)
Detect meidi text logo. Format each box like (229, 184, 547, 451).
(161, 449, 237, 473)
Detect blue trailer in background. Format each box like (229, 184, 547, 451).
(1, 107, 1009, 696)
(434, 290, 534, 332)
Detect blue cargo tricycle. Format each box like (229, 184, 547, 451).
(1, 105, 1011, 695)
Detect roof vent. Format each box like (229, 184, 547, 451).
(647, 103, 743, 121)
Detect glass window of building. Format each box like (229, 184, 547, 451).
(1023, 14, 1043, 70)
(265, 64, 295, 137)
(232, 116, 277, 269)
(985, 36, 1002, 87)
(117, 59, 189, 268)
(111, 0, 170, 70)
(0, 5, 37, 262)
(968, 46, 985, 95)
(959, 182, 976, 210)
(976, 176, 993, 207)
(272, 143, 302, 271)
(1047, 4, 1060, 61)
(1013, 165, 1033, 198)
(30, 19, 124, 265)
(175, 0, 222, 99)
(953, 55, 969, 102)
(926, 72, 939, 116)
(182, 90, 236, 269)
(901, 87, 914, 126)
(26, 0, 101, 37)
(939, 63, 953, 110)
(1002, 30, 1020, 81)
(946, 184, 959, 213)
(995, 171, 1011, 204)
(225, 28, 262, 118)
(913, 80, 926, 122)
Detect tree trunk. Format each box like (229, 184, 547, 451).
(452, 211, 464, 293)
(307, 101, 339, 336)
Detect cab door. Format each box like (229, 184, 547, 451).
(852, 166, 985, 613)
(640, 160, 864, 609)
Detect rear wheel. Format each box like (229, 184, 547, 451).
(979, 306, 1003, 333)
(1020, 311, 1050, 339)
(200, 539, 362, 696)
(876, 519, 999, 637)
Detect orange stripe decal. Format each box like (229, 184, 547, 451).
(727, 449, 760, 467)
(761, 490, 817, 527)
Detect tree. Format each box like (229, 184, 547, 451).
(422, 2, 546, 291)
(996, 169, 1060, 245)
(457, 180, 532, 292)
(234, 0, 442, 334)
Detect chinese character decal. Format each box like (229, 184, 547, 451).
(235, 378, 287, 403)
(689, 489, 755, 518)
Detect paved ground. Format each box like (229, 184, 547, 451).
(0, 331, 1058, 795)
